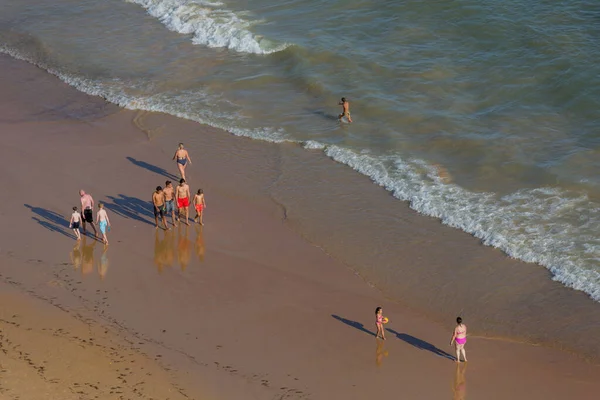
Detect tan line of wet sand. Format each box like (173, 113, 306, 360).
(0, 53, 599, 400)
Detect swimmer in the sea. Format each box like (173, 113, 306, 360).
(338, 97, 353, 123)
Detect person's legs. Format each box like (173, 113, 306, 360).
(73, 228, 80, 240)
(199, 209, 203, 225)
(177, 162, 185, 179)
(91, 222, 98, 237)
(455, 344, 462, 362)
(184, 206, 189, 225)
(154, 209, 159, 228)
(461, 346, 467, 362)
(161, 210, 169, 230)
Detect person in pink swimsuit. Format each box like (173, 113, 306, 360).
(450, 317, 468, 362)
(375, 307, 386, 340)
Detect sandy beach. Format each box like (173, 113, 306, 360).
(1, 52, 600, 400)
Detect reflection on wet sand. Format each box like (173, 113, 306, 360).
(177, 225, 192, 271)
(375, 339, 389, 367)
(154, 229, 175, 273)
(98, 246, 109, 280)
(194, 225, 205, 263)
(154, 225, 205, 273)
(452, 363, 467, 400)
(70, 242, 82, 270)
(80, 236, 97, 275)
(70, 237, 109, 279)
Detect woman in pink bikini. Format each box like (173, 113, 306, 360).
(450, 317, 468, 362)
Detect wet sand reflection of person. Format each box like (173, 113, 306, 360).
(81, 236, 97, 275)
(98, 246, 109, 280)
(375, 339, 389, 367)
(70, 241, 82, 270)
(453, 363, 467, 400)
(154, 229, 175, 274)
(177, 224, 192, 271)
(194, 225, 205, 262)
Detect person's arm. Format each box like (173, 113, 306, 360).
(107, 213, 111, 226)
(450, 328, 456, 345)
(173, 151, 177, 160)
(202, 195, 206, 208)
(175, 189, 179, 201)
(152, 194, 157, 208)
(185, 150, 192, 164)
(69, 214, 74, 226)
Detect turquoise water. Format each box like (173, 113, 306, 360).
(1, 0, 600, 300)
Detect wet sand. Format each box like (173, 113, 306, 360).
(1, 53, 600, 399)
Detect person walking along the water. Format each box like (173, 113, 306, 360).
(79, 190, 97, 237)
(450, 317, 468, 362)
(152, 186, 170, 230)
(164, 180, 178, 227)
(175, 178, 191, 225)
(96, 203, 111, 245)
(193, 189, 206, 225)
(173, 143, 192, 181)
(69, 206, 82, 241)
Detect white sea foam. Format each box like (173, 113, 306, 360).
(125, 0, 288, 54)
(3, 45, 599, 303)
(321, 144, 600, 301)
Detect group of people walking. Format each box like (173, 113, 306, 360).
(69, 190, 111, 245)
(152, 143, 205, 229)
(68, 143, 205, 244)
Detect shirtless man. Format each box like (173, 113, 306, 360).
(338, 97, 353, 123)
(163, 180, 177, 227)
(79, 190, 98, 237)
(152, 186, 169, 230)
(175, 178, 191, 225)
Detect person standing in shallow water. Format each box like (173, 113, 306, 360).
(450, 317, 468, 362)
(338, 97, 353, 123)
(173, 143, 192, 181)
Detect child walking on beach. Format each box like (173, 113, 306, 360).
(193, 189, 206, 225)
(375, 307, 386, 340)
(96, 203, 111, 245)
(69, 206, 82, 240)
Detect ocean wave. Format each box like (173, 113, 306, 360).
(310, 142, 600, 302)
(3, 45, 599, 303)
(125, 0, 289, 54)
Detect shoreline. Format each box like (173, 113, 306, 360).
(1, 53, 600, 399)
(3, 46, 600, 359)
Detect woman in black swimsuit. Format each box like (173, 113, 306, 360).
(173, 143, 192, 181)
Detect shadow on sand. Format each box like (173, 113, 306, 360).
(104, 194, 155, 226)
(24, 204, 76, 240)
(331, 314, 376, 337)
(386, 328, 455, 361)
(126, 156, 179, 181)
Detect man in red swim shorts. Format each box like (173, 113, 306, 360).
(175, 178, 191, 225)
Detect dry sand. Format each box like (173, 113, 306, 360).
(1, 53, 599, 400)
